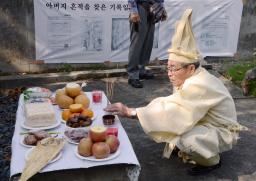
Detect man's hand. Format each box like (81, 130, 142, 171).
(104, 102, 132, 118)
(130, 13, 140, 23)
(161, 9, 167, 21)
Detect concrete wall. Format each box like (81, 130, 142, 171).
(238, 0, 256, 57)
(0, 0, 255, 74)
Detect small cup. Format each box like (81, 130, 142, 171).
(102, 114, 115, 126)
(92, 90, 102, 104)
(106, 127, 118, 137)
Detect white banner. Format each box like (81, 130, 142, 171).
(34, 0, 243, 63)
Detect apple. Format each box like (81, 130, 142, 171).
(78, 137, 93, 157)
(105, 135, 120, 153)
(92, 142, 110, 159)
(89, 126, 107, 142)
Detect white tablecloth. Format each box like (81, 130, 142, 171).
(10, 92, 140, 179)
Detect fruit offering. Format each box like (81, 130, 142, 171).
(61, 103, 94, 122)
(89, 126, 107, 142)
(55, 83, 90, 109)
(77, 126, 120, 159)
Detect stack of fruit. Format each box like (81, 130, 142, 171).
(55, 83, 90, 109)
(62, 103, 94, 123)
(78, 126, 120, 159)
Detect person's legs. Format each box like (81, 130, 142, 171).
(139, 13, 155, 79)
(177, 125, 222, 175)
(127, 4, 148, 87)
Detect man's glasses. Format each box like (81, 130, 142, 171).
(166, 66, 185, 73)
(166, 63, 192, 73)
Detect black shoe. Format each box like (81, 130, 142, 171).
(172, 146, 180, 157)
(139, 72, 155, 79)
(187, 161, 221, 176)
(128, 79, 143, 88)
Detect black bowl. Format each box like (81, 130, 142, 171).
(102, 114, 115, 125)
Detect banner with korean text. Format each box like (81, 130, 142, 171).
(34, 0, 243, 63)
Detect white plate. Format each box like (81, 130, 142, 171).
(20, 131, 59, 148)
(75, 146, 121, 162)
(25, 147, 62, 164)
(20, 135, 35, 148)
(63, 128, 89, 145)
(21, 119, 61, 130)
(63, 134, 80, 145)
(61, 113, 97, 124)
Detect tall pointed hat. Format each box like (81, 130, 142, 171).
(168, 9, 200, 63)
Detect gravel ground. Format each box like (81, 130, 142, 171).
(0, 90, 21, 181)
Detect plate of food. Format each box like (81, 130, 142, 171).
(75, 146, 121, 162)
(25, 147, 62, 164)
(64, 128, 89, 144)
(20, 130, 59, 148)
(61, 112, 97, 124)
(75, 134, 121, 162)
(21, 119, 61, 130)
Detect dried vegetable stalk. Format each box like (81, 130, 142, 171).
(19, 138, 65, 181)
(105, 76, 116, 102)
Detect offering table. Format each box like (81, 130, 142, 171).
(10, 92, 140, 181)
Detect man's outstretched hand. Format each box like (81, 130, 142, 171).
(104, 102, 131, 118)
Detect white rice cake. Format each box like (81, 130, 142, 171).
(24, 102, 56, 127)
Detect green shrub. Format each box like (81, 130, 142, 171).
(225, 58, 256, 96)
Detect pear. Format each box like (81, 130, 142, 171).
(78, 137, 93, 157)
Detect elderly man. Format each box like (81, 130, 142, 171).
(104, 9, 246, 175)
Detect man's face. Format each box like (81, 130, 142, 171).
(167, 60, 194, 87)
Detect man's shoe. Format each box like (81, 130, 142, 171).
(139, 72, 155, 79)
(171, 146, 180, 156)
(187, 161, 221, 176)
(128, 79, 143, 88)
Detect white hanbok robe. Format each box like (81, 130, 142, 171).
(136, 67, 246, 159)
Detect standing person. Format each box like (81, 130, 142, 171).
(105, 9, 247, 175)
(127, 0, 167, 88)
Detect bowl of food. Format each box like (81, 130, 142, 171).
(64, 128, 89, 144)
(66, 115, 92, 128)
(102, 114, 115, 126)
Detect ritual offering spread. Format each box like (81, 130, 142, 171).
(13, 84, 135, 181)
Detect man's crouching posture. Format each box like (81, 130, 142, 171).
(105, 9, 246, 175)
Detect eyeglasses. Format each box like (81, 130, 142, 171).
(166, 63, 193, 73)
(166, 66, 185, 73)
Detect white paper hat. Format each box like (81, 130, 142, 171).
(168, 9, 200, 63)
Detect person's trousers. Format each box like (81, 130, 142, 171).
(176, 124, 227, 166)
(127, 4, 155, 79)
